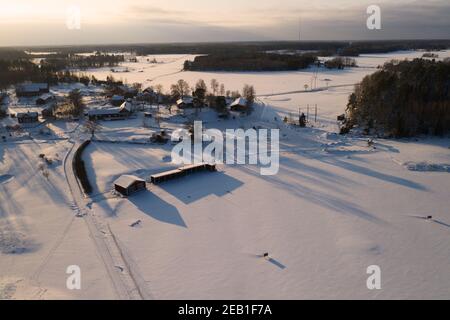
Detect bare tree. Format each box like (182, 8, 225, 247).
(210, 79, 219, 96)
(154, 84, 164, 95)
(132, 82, 142, 93)
(67, 89, 85, 116)
(242, 84, 256, 106)
(171, 79, 190, 99)
(195, 79, 207, 92)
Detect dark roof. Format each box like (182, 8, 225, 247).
(16, 83, 48, 93)
(17, 112, 39, 118)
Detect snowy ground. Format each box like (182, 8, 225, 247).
(0, 138, 116, 299)
(1, 50, 450, 299)
(84, 122, 450, 299)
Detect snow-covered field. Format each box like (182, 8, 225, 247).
(0, 139, 116, 299)
(1, 50, 450, 299)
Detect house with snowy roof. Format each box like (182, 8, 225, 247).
(16, 83, 49, 97)
(87, 101, 133, 121)
(228, 97, 249, 113)
(114, 175, 146, 196)
(176, 97, 194, 109)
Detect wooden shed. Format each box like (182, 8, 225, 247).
(114, 175, 146, 196)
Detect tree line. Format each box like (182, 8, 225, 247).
(344, 58, 450, 137)
(16, 40, 448, 56)
(184, 52, 318, 72)
(40, 53, 124, 71)
(0, 53, 123, 90)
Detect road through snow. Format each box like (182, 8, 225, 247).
(64, 135, 151, 300)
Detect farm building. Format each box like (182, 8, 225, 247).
(151, 169, 185, 184)
(17, 112, 39, 124)
(111, 95, 125, 106)
(87, 102, 132, 121)
(16, 83, 49, 97)
(41, 104, 55, 118)
(137, 88, 157, 102)
(118, 85, 138, 99)
(176, 97, 194, 109)
(120, 101, 134, 113)
(114, 175, 146, 196)
(228, 97, 249, 112)
(36, 93, 55, 105)
(150, 163, 217, 184)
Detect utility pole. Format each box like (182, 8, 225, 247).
(307, 104, 310, 121)
(298, 107, 301, 124)
(315, 104, 318, 123)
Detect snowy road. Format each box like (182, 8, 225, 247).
(64, 136, 151, 300)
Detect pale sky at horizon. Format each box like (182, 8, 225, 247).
(0, 0, 449, 46)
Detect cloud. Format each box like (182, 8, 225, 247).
(0, 0, 448, 45)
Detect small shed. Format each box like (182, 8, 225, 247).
(114, 175, 146, 196)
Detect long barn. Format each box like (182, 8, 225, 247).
(150, 163, 216, 184)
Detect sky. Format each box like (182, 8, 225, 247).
(0, 0, 449, 46)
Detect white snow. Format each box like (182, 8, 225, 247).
(1, 50, 450, 299)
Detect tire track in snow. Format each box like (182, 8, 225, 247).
(64, 137, 150, 300)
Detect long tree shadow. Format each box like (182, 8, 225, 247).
(250, 253, 287, 270)
(238, 165, 386, 225)
(268, 258, 287, 270)
(320, 157, 428, 191)
(129, 190, 187, 228)
(158, 171, 244, 205)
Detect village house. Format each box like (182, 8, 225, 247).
(41, 104, 55, 119)
(137, 87, 157, 103)
(87, 101, 133, 121)
(142, 87, 154, 95)
(16, 112, 39, 124)
(36, 93, 55, 105)
(111, 95, 125, 106)
(228, 97, 248, 113)
(16, 83, 50, 97)
(176, 97, 194, 109)
(118, 85, 138, 99)
(114, 175, 146, 196)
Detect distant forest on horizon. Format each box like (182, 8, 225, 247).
(1, 39, 450, 59)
